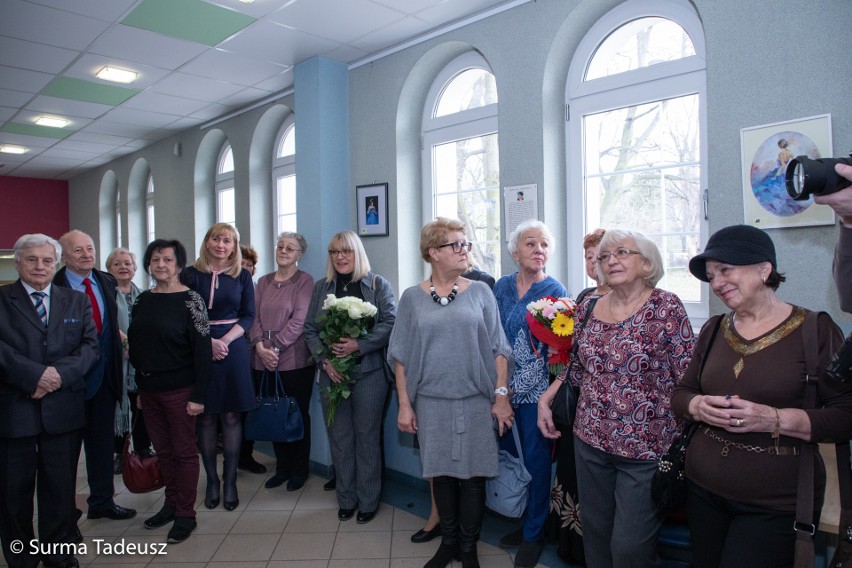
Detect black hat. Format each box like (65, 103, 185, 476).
(688, 225, 776, 282)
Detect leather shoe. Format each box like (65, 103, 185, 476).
(286, 478, 305, 492)
(411, 525, 442, 543)
(323, 476, 336, 491)
(499, 527, 523, 549)
(205, 481, 220, 509)
(144, 507, 175, 529)
(42, 557, 79, 568)
(514, 540, 543, 568)
(167, 517, 197, 543)
(356, 510, 376, 524)
(238, 458, 267, 474)
(264, 472, 289, 489)
(338, 508, 355, 521)
(223, 499, 239, 511)
(87, 504, 137, 520)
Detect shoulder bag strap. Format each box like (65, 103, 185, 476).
(795, 311, 820, 568)
(570, 296, 598, 361)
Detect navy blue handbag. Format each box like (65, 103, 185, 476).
(245, 370, 304, 443)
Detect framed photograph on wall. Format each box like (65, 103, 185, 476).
(356, 183, 389, 237)
(740, 114, 836, 229)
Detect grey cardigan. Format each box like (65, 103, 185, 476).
(304, 272, 396, 376)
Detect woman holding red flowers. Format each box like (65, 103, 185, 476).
(493, 219, 567, 568)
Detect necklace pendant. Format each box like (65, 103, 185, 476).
(733, 358, 744, 379)
(440, 297, 449, 306)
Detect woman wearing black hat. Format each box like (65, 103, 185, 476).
(671, 224, 852, 568)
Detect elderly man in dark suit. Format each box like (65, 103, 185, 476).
(0, 234, 98, 568)
(54, 230, 136, 521)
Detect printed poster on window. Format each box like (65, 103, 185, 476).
(503, 184, 538, 240)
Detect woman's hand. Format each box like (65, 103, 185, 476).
(322, 359, 344, 383)
(186, 402, 204, 416)
(537, 400, 561, 440)
(398, 404, 417, 434)
(492, 397, 514, 436)
(257, 344, 279, 371)
(211, 338, 229, 361)
(332, 338, 359, 358)
(723, 397, 778, 434)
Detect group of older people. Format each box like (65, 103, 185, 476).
(2, 198, 851, 568)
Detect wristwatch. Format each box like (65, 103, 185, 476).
(494, 387, 509, 396)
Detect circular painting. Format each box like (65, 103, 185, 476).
(749, 131, 821, 216)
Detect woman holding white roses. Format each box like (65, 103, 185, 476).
(389, 218, 513, 568)
(304, 230, 396, 525)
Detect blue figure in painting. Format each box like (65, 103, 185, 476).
(366, 199, 379, 225)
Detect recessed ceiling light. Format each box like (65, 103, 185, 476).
(35, 116, 70, 128)
(0, 145, 28, 155)
(96, 66, 138, 84)
(238, 0, 254, 3)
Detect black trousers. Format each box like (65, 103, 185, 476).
(76, 382, 116, 510)
(0, 431, 79, 568)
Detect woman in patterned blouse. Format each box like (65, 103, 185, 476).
(540, 229, 695, 568)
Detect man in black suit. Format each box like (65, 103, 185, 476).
(54, 230, 136, 521)
(0, 234, 98, 568)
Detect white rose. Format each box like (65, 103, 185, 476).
(322, 294, 338, 310)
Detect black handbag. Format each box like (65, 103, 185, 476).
(245, 370, 304, 443)
(651, 314, 722, 516)
(551, 297, 597, 427)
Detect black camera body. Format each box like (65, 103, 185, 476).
(785, 154, 852, 201)
(826, 333, 852, 383)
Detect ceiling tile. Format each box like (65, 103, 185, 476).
(252, 70, 295, 94)
(63, 54, 171, 89)
(369, 0, 446, 14)
(27, 0, 138, 21)
(270, 0, 405, 44)
(99, 107, 182, 128)
(219, 20, 340, 67)
(352, 15, 432, 53)
(66, 131, 136, 146)
(123, 91, 209, 116)
(89, 25, 208, 69)
(41, 147, 105, 160)
(121, 0, 256, 47)
(42, 77, 139, 106)
(1, 0, 111, 50)
(151, 73, 246, 103)
(0, 66, 54, 94)
(0, 107, 16, 123)
(205, 0, 294, 19)
(25, 95, 114, 120)
(190, 103, 232, 121)
(0, 122, 72, 140)
(215, 87, 273, 108)
(15, 110, 92, 131)
(415, 0, 508, 26)
(0, 37, 78, 74)
(179, 49, 288, 87)
(82, 120, 157, 138)
(48, 139, 122, 155)
(0, 89, 36, 109)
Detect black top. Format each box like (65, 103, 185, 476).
(128, 289, 212, 404)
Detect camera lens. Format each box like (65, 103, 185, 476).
(785, 155, 852, 201)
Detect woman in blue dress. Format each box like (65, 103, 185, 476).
(493, 219, 567, 568)
(183, 223, 256, 511)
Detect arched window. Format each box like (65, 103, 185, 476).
(216, 143, 236, 226)
(146, 174, 155, 243)
(422, 52, 500, 277)
(566, 0, 707, 321)
(115, 187, 122, 248)
(273, 117, 296, 235)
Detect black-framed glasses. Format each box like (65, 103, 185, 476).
(597, 248, 641, 263)
(328, 249, 354, 257)
(437, 241, 473, 253)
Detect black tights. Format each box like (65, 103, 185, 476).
(197, 411, 241, 502)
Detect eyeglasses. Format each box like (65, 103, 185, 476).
(597, 248, 641, 263)
(437, 241, 473, 253)
(328, 249, 354, 257)
(278, 245, 301, 254)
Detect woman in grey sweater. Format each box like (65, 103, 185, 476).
(388, 217, 513, 568)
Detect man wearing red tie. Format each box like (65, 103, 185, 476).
(54, 230, 136, 523)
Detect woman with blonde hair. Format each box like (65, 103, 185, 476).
(182, 223, 256, 511)
(304, 230, 396, 524)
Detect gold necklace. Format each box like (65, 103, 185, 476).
(607, 287, 649, 322)
(723, 306, 805, 379)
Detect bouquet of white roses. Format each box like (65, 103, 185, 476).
(316, 294, 378, 425)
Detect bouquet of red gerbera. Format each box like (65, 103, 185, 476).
(525, 296, 578, 376)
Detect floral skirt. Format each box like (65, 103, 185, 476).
(545, 424, 586, 566)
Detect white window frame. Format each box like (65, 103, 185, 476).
(273, 115, 296, 237)
(115, 187, 122, 248)
(566, 0, 708, 324)
(422, 51, 500, 278)
(216, 143, 235, 226)
(146, 174, 155, 243)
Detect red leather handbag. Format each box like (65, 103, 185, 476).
(122, 436, 164, 494)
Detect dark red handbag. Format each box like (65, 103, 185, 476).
(122, 435, 164, 494)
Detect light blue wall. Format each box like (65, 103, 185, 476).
(67, 0, 852, 480)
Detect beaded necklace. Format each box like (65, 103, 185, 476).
(429, 277, 459, 306)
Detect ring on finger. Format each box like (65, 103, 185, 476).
(736, 418, 743, 427)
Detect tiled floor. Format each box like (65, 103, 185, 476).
(4, 449, 555, 568)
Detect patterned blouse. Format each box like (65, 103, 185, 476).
(569, 288, 695, 460)
(494, 273, 567, 405)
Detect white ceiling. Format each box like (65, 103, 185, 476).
(0, 0, 523, 180)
